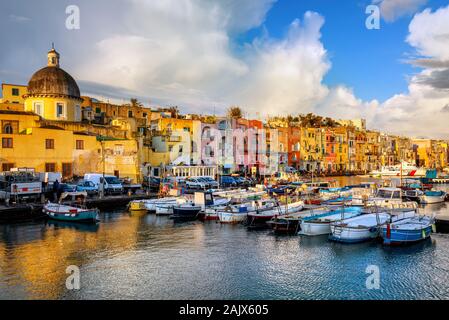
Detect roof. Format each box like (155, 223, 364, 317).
(27, 66, 81, 99)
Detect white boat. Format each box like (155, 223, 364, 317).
(246, 200, 304, 225)
(350, 187, 376, 206)
(155, 198, 190, 215)
(354, 187, 417, 209)
(299, 206, 362, 236)
(129, 196, 188, 212)
(329, 209, 416, 243)
(217, 199, 275, 224)
(370, 161, 418, 177)
(419, 190, 446, 204)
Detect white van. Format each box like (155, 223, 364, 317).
(84, 173, 124, 195)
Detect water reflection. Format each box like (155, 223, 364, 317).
(1, 178, 449, 300)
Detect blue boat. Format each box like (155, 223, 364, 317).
(381, 215, 434, 245)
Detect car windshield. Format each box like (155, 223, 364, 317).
(105, 177, 121, 184)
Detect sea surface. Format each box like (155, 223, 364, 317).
(1, 177, 449, 300)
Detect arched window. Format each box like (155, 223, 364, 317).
(3, 124, 13, 134)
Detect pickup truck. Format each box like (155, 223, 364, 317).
(121, 178, 142, 195)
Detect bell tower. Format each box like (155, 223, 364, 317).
(47, 43, 60, 67)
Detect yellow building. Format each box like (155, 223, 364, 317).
(0, 48, 142, 181)
(1, 83, 28, 105)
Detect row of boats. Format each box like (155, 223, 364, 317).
(40, 179, 442, 246)
(127, 184, 439, 246)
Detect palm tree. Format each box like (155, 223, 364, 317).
(130, 98, 143, 108)
(227, 106, 242, 119)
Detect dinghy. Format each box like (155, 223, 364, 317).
(381, 215, 434, 245)
(419, 190, 446, 204)
(43, 192, 99, 223)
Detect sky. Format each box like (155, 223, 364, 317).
(1, 0, 449, 138)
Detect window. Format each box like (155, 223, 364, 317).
(143, 113, 147, 118)
(12, 88, 19, 96)
(96, 107, 101, 114)
(183, 127, 190, 132)
(179, 145, 183, 153)
(2, 163, 14, 171)
(62, 163, 73, 178)
(75, 105, 81, 121)
(45, 139, 54, 149)
(168, 145, 173, 152)
(45, 163, 56, 172)
(76, 140, 84, 150)
(113, 144, 124, 156)
(3, 124, 13, 134)
(2, 138, 13, 148)
(56, 102, 65, 118)
(33, 102, 44, 116)
(128, 110, 133, 118)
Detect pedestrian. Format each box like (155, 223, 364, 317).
(53, 179, 60, 202)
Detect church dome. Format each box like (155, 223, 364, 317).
(27, 66, 81, 99)
(25, 47, 81, 100)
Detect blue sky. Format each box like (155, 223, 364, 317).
(238, 0, 447, 102)
(1, 0, 449, 137)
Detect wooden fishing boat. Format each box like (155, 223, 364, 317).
(381, 215, 434, 245)
(246, 200, 304, 228)
(171, 203, 202, 221)
(419, 190, 446, 204)
(43, 192, 99, 223)
(299, 206, 362, 236)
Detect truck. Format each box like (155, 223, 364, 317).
(83, 173, 124, 195)
(120, 177, 142, 195)
(0, 170, 42, 203)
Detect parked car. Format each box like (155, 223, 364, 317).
(58, 183, 77, 194)
(76, 180, 99, 196)
(143, 176, 161, 192)
(219, 176, 237, 188)
(201, 177, 219, 189)
(84, 173, 124, 195)
(186, 177, 207, 190)
(233, 176, 250, 187)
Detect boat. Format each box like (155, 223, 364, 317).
(216, 199, 276, 224)
(171, 203, 202, 221)
(43, 192, 99, 223)
(329, 209, 416, 243)
(193, 192, 231, 221)
(370, 161, 418, 177)
(350, 187, 376, 206)
(353, 187, 418, 209)
(129, 197, 187, 212)
(323, 195, 352, 206)
(299, 206, 362, 236)
(129, 200, 147, 213)
(419, 190, 447, 204)
(381, 215, 434, 245)
(246, 200, 304, 228)
(402, 189, 424, 203)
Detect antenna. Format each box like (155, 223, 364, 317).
(52, 42, 55, 50)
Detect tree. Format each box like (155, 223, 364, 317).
(130, 98, 143, 108)
(227, 106, 242, 119)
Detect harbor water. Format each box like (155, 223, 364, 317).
(1, 177, 449, 300)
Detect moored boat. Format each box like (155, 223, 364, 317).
(246, 200, 304, 228)
(299, 206, 362, 236)
(171, 203, 202, 221)
(43, 192, 99, 223)
(381, 215, 434, 245)
(419, 190, 446, 204)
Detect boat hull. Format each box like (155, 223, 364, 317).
(300, 221, 332, 236)
(218, 212, 247, 224)
(329, 226, 379, 243)
(45, 209, 99, 223)
(171, 206, 201, 221)
(382, 226, 432, 245)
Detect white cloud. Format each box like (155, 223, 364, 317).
(373, 0, 428, 22)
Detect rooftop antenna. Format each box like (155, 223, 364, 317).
(52, 42, 55, 50)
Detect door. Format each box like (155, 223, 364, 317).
(62, 163, 73, 179)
